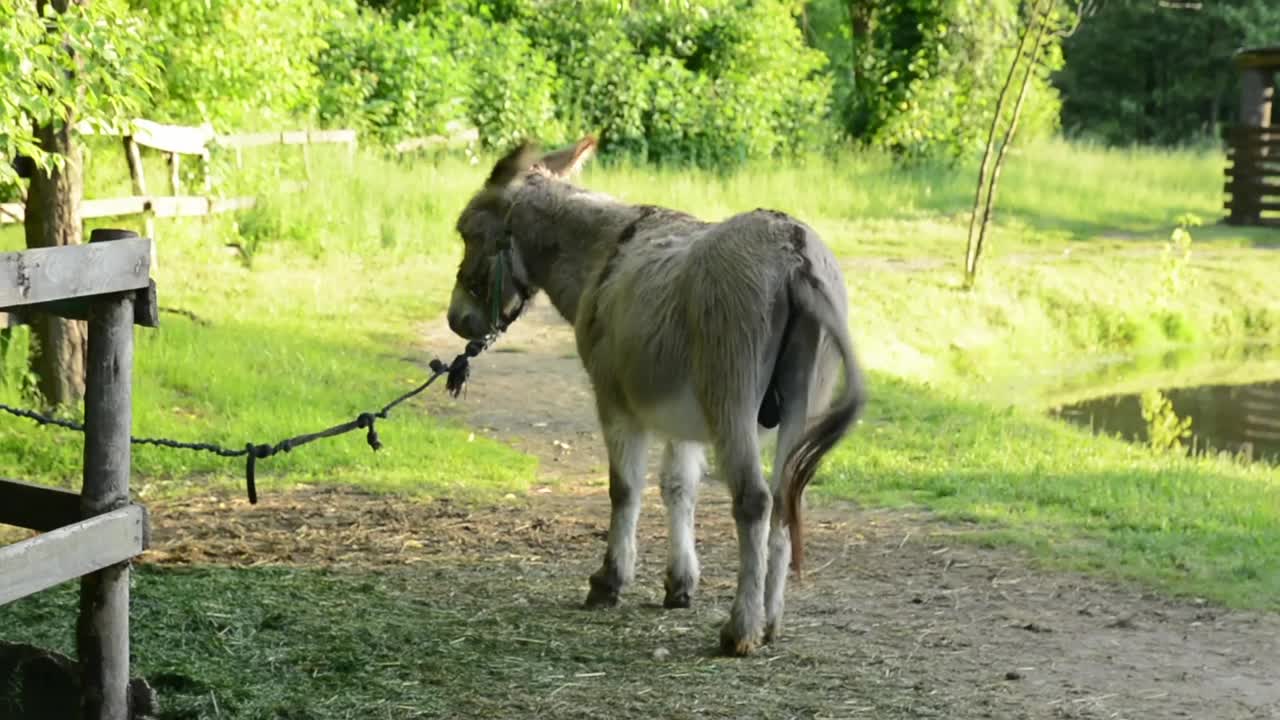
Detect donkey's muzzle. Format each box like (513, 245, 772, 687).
(447, 307, 489, 341)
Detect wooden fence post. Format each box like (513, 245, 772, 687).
(77, 227, 137, 720)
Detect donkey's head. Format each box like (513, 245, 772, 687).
(447, 136, 596, 340)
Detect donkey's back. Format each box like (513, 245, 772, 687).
(575, 205, 847, 444)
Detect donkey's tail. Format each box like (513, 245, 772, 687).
(781, 271, 867, 574)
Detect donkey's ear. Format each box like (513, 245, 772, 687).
(538, 136, 597, 178)
(485, 142, 542, 188)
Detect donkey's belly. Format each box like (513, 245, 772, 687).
(632, 383, 710, 442)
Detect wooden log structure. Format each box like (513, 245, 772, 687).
(1225, 46, 1280, 227)
(0, 228, 155, 720)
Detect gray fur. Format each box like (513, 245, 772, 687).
(447, 139, 867, 656)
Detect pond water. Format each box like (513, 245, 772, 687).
(1052, 378, 1280, 463)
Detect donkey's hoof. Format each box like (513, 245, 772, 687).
(763, 619, 784, 644)
(719, 622, 762, 657)
(583, 580, 620, 609)
(583, 589, 619, 609)
(662, 589, 692, 609)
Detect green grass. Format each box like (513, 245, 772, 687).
(1, 150, 535, 499)
(822, 376, 1280, 609)
(3, 137, 1280, 609)
(0, 563, 927, 720)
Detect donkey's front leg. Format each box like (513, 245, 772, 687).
(584, 421, 650, 609)
(718, 436, 771, 656)
(660, 441, 704, 609)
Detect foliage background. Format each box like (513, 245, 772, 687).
(5, 0, 1273, 170)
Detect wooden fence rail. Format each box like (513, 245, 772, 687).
(1, 121, 360, 236)
(1225, 125, 1280, 226)
(0, 228, 157, 720)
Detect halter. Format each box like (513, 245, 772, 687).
(487, 230, 529, 333)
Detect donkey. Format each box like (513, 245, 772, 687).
(446, 137, 866, 655)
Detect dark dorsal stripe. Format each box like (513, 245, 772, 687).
(598, 205, 659, 289)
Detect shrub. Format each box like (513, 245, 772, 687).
(315, 10, 468, 143)
(443, 13, 564, 150)
(131, 0, 351, 128)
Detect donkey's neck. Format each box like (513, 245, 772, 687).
(508, 181, 637, 323)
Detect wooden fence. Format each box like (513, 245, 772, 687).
(1225, 125, 1280, 227)
(0, 121, 360, 237)
(0, 228, 157, 720)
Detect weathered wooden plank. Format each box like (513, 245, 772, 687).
(308, 129, 358, 144)
(1225, 215, 1280, 227)
(24, 287, 159, 328)
(210, 196, 256, 213)
(149, 195, 209, 218)
(215, 132, 279, 149)
(79, 271, 135, 720)
(1224, 163, 1280, 177)
(1227, 138, 1280, 151)
(130, 119, 214, 157)
(1224, 125, 1280, 138)
(81, 197, 149, 219)
(0, 202, 23, 224)
(1225, 180, 1280, 195)
(0, 237, 152, 309)
(280, 130, 309, 145)
(0, 505, 146, 606)
(1226, 200, 1280, 212)
(0, 479, 81, 532)
(1233, 46, 1280, 71)
(77, 119, 213, 156)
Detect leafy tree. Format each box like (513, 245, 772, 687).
(1054, 0, 1280, 145)
(1, 0, 154, 187)
(2, 0, 155, 407)
(315, 9, 468, 143)
(805, 0, 1062, 161)
(129, 0, 352, 128)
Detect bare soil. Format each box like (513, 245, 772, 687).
(138, 301, 1279, 719)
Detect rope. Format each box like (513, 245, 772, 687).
(0, 336, 495, 505)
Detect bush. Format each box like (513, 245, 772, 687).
(871, 1, 1061, 162)
(315, 10, 468, 143)
(441, 13, 564, 150)
(131, 0, 351, 128)
(520, 1, 652, 154)
(511, 0, 831, 167)
(807, 0, 1060, 163)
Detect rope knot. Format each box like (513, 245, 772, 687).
(446, 354, 471, 398)
(357, 412, 382, 451)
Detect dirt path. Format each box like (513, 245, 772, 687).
(139, 302, 1280, 719)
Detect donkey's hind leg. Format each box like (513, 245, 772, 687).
(584, 419, 650, 609)
(764, 315, 821, 642)
(660, 441, 704, 609)
(715, 424, 771, 656)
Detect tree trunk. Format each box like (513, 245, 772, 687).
(25, 0, 87, 408)
(847, 1, 875, 93)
